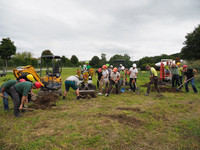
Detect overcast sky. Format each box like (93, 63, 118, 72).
(0, 0, 200, 61)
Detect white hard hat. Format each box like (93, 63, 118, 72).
(119, 64, 122, 66)
(75, 75, 79, 78)
(110, 65, 113, 68)
(132, 63, 137, 67)
(121, 66, 125, 70)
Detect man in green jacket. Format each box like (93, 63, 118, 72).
(10, 81, 41, 117)
(0, 80, 18, 110)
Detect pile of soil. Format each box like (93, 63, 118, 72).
(151, 86, 184, 93)
(31, 93, 58, 109)
(140, 84, 184, 93)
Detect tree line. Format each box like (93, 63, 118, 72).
(0, 24, 200, 70)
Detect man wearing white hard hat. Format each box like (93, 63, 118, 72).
(129, 63, 138, 93)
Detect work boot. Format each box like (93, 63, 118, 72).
(76, 96, 80, 100)
(62, 96, 66, 100)
(144, 93, 150, 96)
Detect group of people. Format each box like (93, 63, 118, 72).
(1, 62, 198, 117)
(1, 74, 41, 117)
(167, 62, 198, 93)
(95, 63, 138, 96)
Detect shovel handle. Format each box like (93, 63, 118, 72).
(1, 95, 13, 101)
(178, 76, 195, 89)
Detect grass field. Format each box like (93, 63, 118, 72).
(0, 68, 200, 150)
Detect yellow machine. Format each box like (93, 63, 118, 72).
(13, 55, 62, 96)
(13, 65, 44, 86)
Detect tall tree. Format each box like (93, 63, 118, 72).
(70, 55, 78, 66)
(181, 24, 200, 60)
(90, 56, 100, 68)
(0, 38, 16, 70)
(41, 50, 53, 56)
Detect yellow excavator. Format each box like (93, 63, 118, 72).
(13, 55, 62, 96)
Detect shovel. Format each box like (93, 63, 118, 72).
(1, 95, 14, 102)
(176, 76, 195, 91)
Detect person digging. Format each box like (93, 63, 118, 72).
(106, 67, 120, 96)
(183, 65, 198, 94)
(145, 65, 160, 96)
(0, 80, 18, 110)
(10, 81, 41, 117)
(17, 74, 35, 102)
(62, 75, 80, 100)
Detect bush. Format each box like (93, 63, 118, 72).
(186, 60, 200, 71)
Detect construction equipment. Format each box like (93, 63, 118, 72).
(13, 55, 62, 97)
(77, 68, 96, 98)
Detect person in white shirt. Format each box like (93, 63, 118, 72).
(129, 63, 138, 93)
(63, 75, 80, 100)
(99, 65, 109, 95)
(107, 67, 121, 96)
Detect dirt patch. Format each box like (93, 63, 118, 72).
(116, 107, 146, 113)
(31, 93, 58, 109)
(97, 113, 143, 126)
(141, 84, 184, 93)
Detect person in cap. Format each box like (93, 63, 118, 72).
(85, 61, 91, 70)
(118, 64, 122, 72)
(10, 81, 41, 117)
(170, 62, 180, 88)
(99, 65, 109, 95)
(107, 67, 120, 96)
(95, 68, 103, 89)
(119, 66, 125, 90)
(177, 62, 184, 87)
(183, 65, 198, 93)
(16, 74, 35, 102)
(165, 61, 170, 74)
(63, 75, 80, 100)
(0, 80, 18, 110)
(145, 65, 160, 96)
(129, 63, 138, 93)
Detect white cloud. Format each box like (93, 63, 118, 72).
(0, 0, 200, 61)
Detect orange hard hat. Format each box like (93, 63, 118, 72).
(102, 65, 107, 69)
(113, 67, 118, 72)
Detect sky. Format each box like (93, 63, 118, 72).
(0, 0, 200, 61)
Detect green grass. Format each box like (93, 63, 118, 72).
(0, 68, 200, 150)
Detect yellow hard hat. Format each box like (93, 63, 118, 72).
(177, 62, 180, 66)
(27, 74, 34, 81)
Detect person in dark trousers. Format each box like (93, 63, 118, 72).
(107, 67, 120, 96)
(17, 74, 35, 102)
(10, 81, 41, 117)
(170, 62, 180, 88)
(95, 68, 103, 89)
(183, 65, 198, 93)
(0, 80, 18, 110)
(129, 64, 138, 93)
(145, 65, 160, 96)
